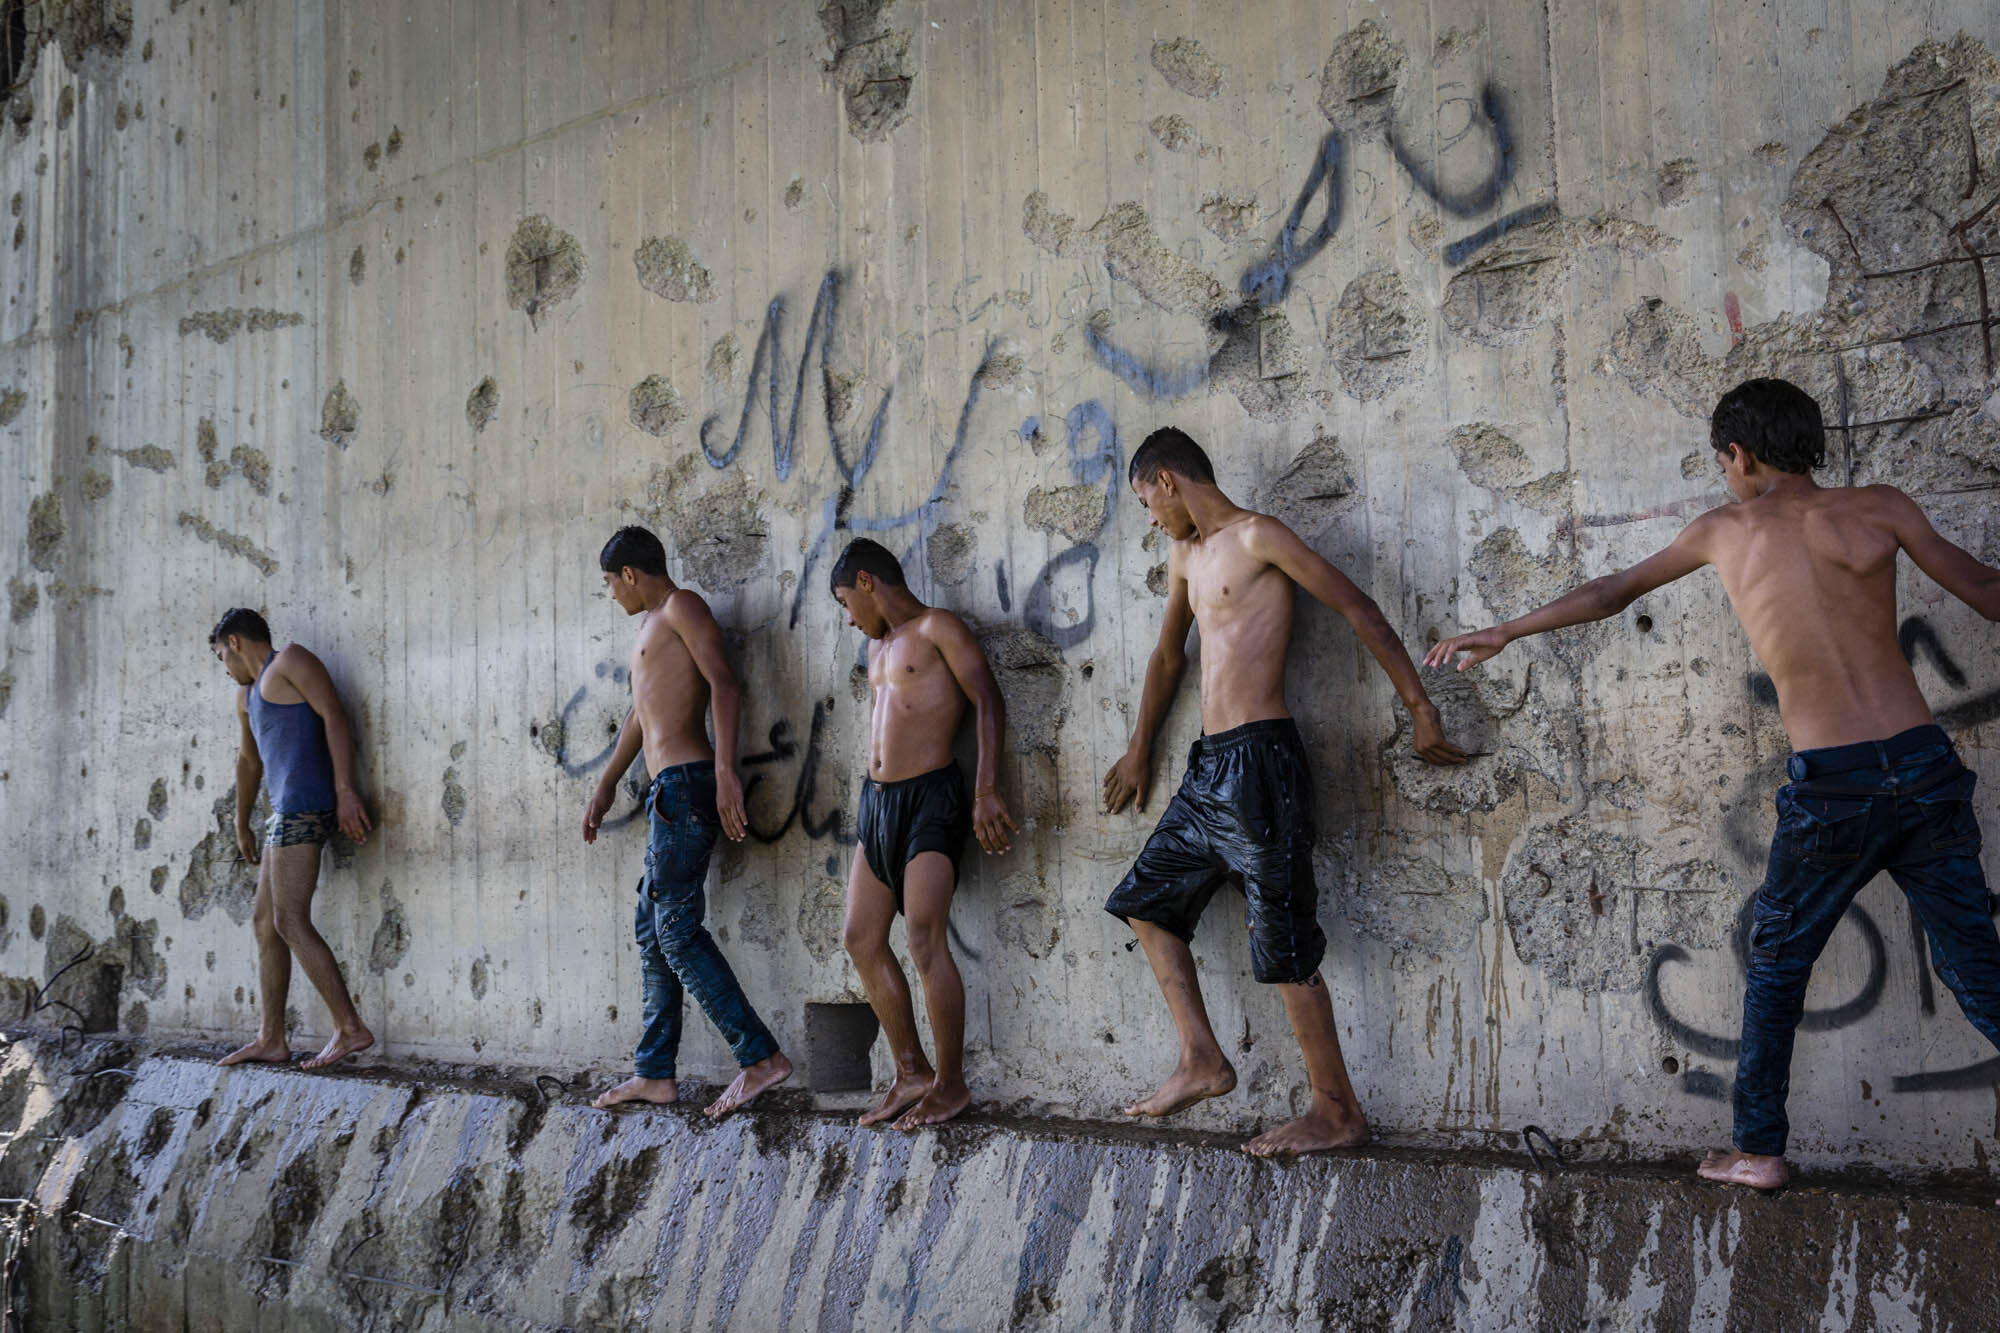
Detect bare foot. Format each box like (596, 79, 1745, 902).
(1244, 1109, 1370, 1157)
(858, 1071, 933, 1128)
(592, 1076, 679, 1109)
(300, 1027, 375, 1070)
(705, 1051, 793, 1119)
(894, 1078, 970, 1132)
(1696, 1149, 1789, 1190)
(1122, 1058, 1237, 1117)
(217, 1038, 292, 1067)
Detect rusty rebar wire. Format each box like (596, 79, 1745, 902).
(1520, 1125, 1566, 1173)
(1830, 314, 2000, 353)
(1823, 409, 1958, 433)
(1860, 251, 2000, 279)
(1822, 198, 1863, 264)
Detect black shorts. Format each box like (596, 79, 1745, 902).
(857, 764, 971, 913)
(1104, 718, 1325, 984)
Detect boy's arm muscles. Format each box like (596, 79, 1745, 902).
(1247, 517, 1465, 764)
(1889, 488, 2000, 621)
(1426, 512, 1717, 670)
(1104, 554, 1193, 812)
(234, 690, 263, 858)
(666, 591, 748, 840)
(930, 614, 1017, 853)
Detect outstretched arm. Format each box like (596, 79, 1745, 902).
(1425, 512, 1718, 671)
(278, 647, 372, 843)
(1247, 517, 1465, 765)
(234, 689, 263, 864)
(1103, 545, 1195, 812)
(1889, 488, 2000, 621)
(932, 613, 1018, 854)
(667, 591, 749, 841)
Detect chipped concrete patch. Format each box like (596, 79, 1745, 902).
(229, 447, 270, 497)
(924, 523, 974, 586)
(1384, 664, 1581, 814)
(1319, 22, 1407, 134)
(1262, 433, 1356, 535)
(8, 577, 37, 624)
(1444, 214, 1673, 346)
(80, 470, 111, 501)
(176, 513, 278, 576)
(1197, 194, 1257, 241)
(1024, 196, 1228, 319)
(975, 624, 1067, 756)
(1322, 831, 1486, 961)
(466, 377, 498, 433)
(1150, 37, 1222, 99)
(177, 309, 303, 343)
(0, 388, 25, 426)
(177, 789, 262, 925)
(348, 246, 366, 285)
(117, 444, 174, 472)
(633, 236, 715, 304)
(1330, 269, 1426, 400)
(1149, 114, 1195, 152)
(705, 335, 739, 384)
(1023, 484, 1107, 544)
(637, 456, 769, 591)
(627, 376, 685, 436)
(994, 873, 1061, 958)
(369, 882, 410, 975)
(318, 381, 359, 448)
(1656, 157, 1700, 207)
(442, 768, 467, 827)
(504, 215, 586, 329)
(1441, 423, 1571, 517)
(26, 491, 63, 570)
(818, 0, 915, 142)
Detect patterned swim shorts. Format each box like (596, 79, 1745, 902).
(265, 809, 336, 848)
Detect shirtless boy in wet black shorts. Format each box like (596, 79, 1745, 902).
(1104, 428, 1466, 1155)
(831, 539, 1016, 1130)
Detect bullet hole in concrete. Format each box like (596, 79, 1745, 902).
(1026, 196, 1227, 320)
(1635, 614, 1654, 633)
(977, 624, 1068, 757)
(55, 87, 72, 130)
(637, 455, 770, 590)
(1662, 1056, 1680, 1075)
(112, 100, 127, 129)
(504, 215, 586, 329)
(1657, 157, 1700, 207)
(569, 1144, 662, 1261)
(79, 469, 110, 501)
(979, 348, 1027, 389)
(180, 310, 243, 342)
(1145, 563, 1168, 596)
(348, 245, 365, 285)
(173, 127, 182, 146)
(177, 513, 278, 575)
(149, 866, 167, 895)
(8, 576, 36, 623)
(782, 177, 806, 211)
(0, 387, 24, 424)
(368, 883, 409, 975)
(117, 444, 175, 471)
(1149, 114, 1195, 153)
(385, 125, 402, 157)
(178, 787, 263, 924)
(234, 986, 244, 1003)
(994, 874, 1062, 959)
(924, 523, 974, 586)
(1319, 22, 1407, 134)
(805, 1002, 879, 1093)
(1330, 270, 1425, 400)
(818, 0, 915, 142)
(26, 490, 62, 570)
(633, 235, 715, 303)
(450, 740, 467, 761)
(1197, 194, 1257, 241)
(627, 374, 685, 436)
(147, 778, 168, 820)
(1150, 37, 1222, 99)
(469, 953, 490, 1000)
(1079, 661, 1094, 680)
(465, 376, 498, 432)
(318, 379, 359, 447)
(28, 905, 43, 939)
(228, 446, 269, 496)
(441, 768, 466, 826)
(133, 818, 151, 851)
(1023, 484, 1106, 544)
(705, 333, 739, 383)
(362, 141, 380, 171)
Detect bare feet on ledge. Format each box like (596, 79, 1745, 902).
(216, 1038, 292, 1067)
(894, 1078, 970, 1132)
(300, 1028, 375, 1070)
(705, 1052, 793, 1119)
(1122, 1058, 1237, 1118)
(858, 1071, 933, 1128)
(1244, 1102, 1370, 1158)
(593, 1076, 679, 1110)
(1696, 1149, 1789, 1190)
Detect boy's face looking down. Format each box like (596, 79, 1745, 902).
(212, 635, 257, 684)
(1131, 471, 1197, 541)
(833, 574, 890, 639)
(601, 566, 647, 615)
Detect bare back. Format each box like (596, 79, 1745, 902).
(1178, 516, 1297, 734)
(1703, 485, 1933, 750)
(630, 593, 715, 772)
(867, 611, 969, 780)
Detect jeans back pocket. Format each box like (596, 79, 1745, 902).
(1780, 788, 1873, 865)
(1913, 767, 1982, 856)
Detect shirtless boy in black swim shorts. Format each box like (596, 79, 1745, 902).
(1104, 429, 1466, 1155)
(831, 539, 1016, 1130)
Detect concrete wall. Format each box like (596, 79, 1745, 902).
(2, 0, 1998, 1171)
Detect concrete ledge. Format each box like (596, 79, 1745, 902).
(1, 1035, 1995, 1331)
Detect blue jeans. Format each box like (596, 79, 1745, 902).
(631, 761, 778, 1079)
(1735, 725, 1997, 1156)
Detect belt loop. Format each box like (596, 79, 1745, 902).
(1874, 741, 1888, 771)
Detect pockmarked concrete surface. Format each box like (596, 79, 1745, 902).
(2, 1037, 1996, 1331)
(1, 0, 1999, 1207)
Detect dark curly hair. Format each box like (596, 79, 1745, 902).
(1710, 378, 1826, 474)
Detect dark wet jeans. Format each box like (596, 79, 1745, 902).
(1735, 725, 1997, 1156)
(632, 761, 778, 1080)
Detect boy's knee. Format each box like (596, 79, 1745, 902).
(842, 920, 885, 960)
(906, 922, 951, 974)
(272, 908, 316, 947)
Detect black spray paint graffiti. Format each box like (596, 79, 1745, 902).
(1646, 616, 2000, 1098)
(1091, 81, 1542, 399)
(550, 660, 647, 830)
(1018, 402, 1123, 649)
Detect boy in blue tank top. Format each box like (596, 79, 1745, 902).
(209, 608, 376, 1070)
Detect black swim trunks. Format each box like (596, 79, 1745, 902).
(1104, 718, 1325, 984)
(858, 764, 971, 912)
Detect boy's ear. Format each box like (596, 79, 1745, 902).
(854, 571, 875, 594)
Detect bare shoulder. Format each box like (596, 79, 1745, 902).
(918, 606, 977, 650)
(662, 587, 716, 625)
(271, 642, 323, 682)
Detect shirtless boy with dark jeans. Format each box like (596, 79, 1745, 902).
(1429, 378, 2000, 1189)
(1104, 429, 1467, 1156)
(584, 526, 792, 1119)
(831, 539, 1016, 1130)
(209, 608, 376, 1070)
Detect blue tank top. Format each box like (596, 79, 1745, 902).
(248, 652, 338, 813)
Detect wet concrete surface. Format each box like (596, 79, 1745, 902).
(0, 1030, 1993, 1331)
